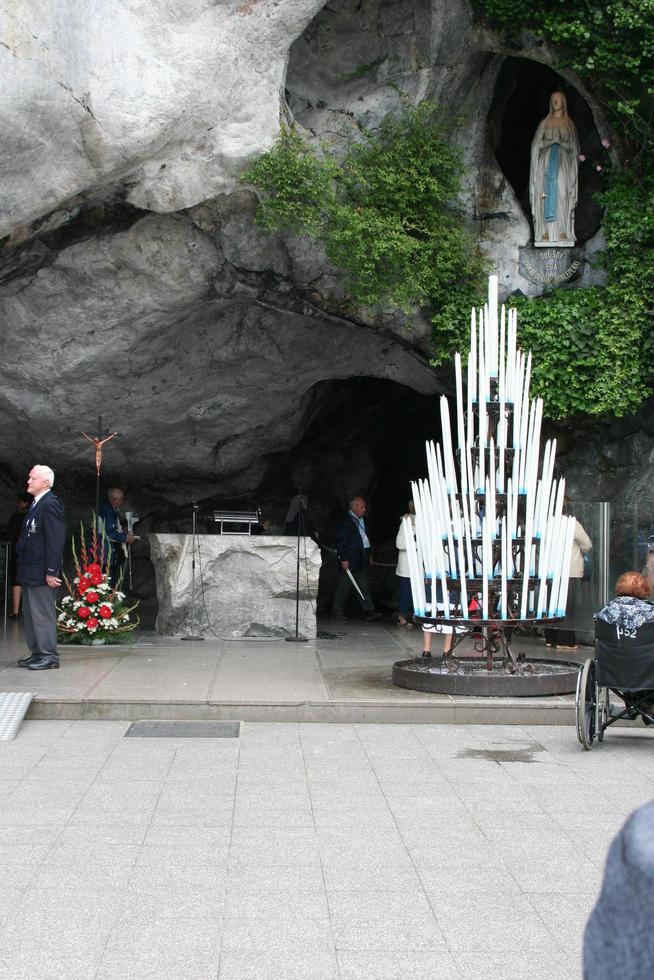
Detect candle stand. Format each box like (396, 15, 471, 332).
(393, 275, 582, 697)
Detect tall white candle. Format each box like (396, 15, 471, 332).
(482, 517, 489, 620)
(501, 516, 508, 619)
(455, 353, 465, 453)
(489, 438, 497, 539)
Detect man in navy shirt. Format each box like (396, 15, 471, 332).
(16, 465, 66, 670)
(331, 496, 380, 621)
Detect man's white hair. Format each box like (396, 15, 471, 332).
(33, 464, 55, 487)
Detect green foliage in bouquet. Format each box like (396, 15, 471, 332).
(57, 521, 139, 645)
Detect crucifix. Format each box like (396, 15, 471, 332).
(81, 416, 118, 521)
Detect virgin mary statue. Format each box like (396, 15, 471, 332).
(529, 91, 580, 247)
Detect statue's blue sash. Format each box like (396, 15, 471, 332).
(544, 143, 559, 222)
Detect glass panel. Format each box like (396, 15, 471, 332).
(559, 501, 605, 634)
(609, 500, 654, 598)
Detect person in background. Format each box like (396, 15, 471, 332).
(98, 486, 136, 586)
(545, 499, 592, 650)
(421, 580, 457, 659)
(331, 495, 380, 621)
(395, 501, 415, 626)
(2, 491, 32, 617)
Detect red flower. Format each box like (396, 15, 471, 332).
(85, 563, 102, 575)
(77, 606, 91, 619)
(86, 617, 99, 629)
(85, 590, 99, 604)
(98, 605, 112, 619)
(78, 577, 90, 594)
(89, 571, 103, 586)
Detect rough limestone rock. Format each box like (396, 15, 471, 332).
(150, 533, 320, 638)
(1, 0, 325, 235)
(0, 0, 623, 538)
(0, 207, 440, 505)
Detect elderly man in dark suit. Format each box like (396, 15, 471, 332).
(331, 495, 381, 621)
(16, 464, 66, 670)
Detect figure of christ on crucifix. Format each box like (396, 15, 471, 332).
(81, 431, 118, 475)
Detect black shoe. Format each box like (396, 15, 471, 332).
(17, 656, 37, 668)
(421, 651, 432, 659)
(27, 658, 59, 670)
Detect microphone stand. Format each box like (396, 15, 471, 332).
(285, 490, 308, 643)
(182, 501, 204, 642)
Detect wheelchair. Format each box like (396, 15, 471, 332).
(576, 618, 654, 750)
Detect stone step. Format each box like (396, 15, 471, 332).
(27, 695, 577, 726)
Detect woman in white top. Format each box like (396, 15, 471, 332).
(395, 503, 415, 625)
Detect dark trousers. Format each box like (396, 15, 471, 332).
(545, 627, 576, 647)
(397, 576, 413, 618)
(332, 564, 374, 616)
(23, 585, 59, 663)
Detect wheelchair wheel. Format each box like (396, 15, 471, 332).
(576, 658, 597, 750)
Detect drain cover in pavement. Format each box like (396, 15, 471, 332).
(0, 692, 34, 740)
(125, 721, 241, 738)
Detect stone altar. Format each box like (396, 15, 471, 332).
(149, 534, 321, 639)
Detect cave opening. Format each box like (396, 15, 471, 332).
(255, 375, 446, 612)
(489, 57, 604, 245)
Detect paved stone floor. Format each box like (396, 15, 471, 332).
(0, 619, 585, 723)
(1, 718, 652, 978)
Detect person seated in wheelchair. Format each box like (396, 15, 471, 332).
(596, 571, 654, 721)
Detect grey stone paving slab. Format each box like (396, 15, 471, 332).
(329, 894, 446, 951)
(0, 844, 51, 864)
(97, 918, 220, 979)
(337, 949, 461, 980)
(41, 842, 141, 867)
(129, 862, 229, 892)
(144, 825, 232, 847)
(232, 805, 314, 828)
(419, 864, 523, 896)
(221, 914, 335, 953)
(136, 844, 231, 868)
(225, 886, 328, 919)
(218, 950, 339, 980)
(0, 824, 64, 845)
(321, 864, 423, 893)
(226, 864, 326, 893)
(90, 650, 223, 701)
(55, 822, 149, 846)
(211, 645, 328, 701)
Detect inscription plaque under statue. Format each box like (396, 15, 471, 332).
(519, 246, 582, 289)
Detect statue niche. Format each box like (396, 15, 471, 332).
(529, 91, 579, 248)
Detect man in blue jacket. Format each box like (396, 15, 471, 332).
(16, 465, 66, 670)
(98, 486, 135, 586)
(331, 496, 380, 621)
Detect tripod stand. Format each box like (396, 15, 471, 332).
(182, 501, 204, 642)
(285, 491, 309, 643)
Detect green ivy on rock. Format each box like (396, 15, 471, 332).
(240, 102, 485, 316)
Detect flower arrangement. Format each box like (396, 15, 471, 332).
(57, 521, 139, 644)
